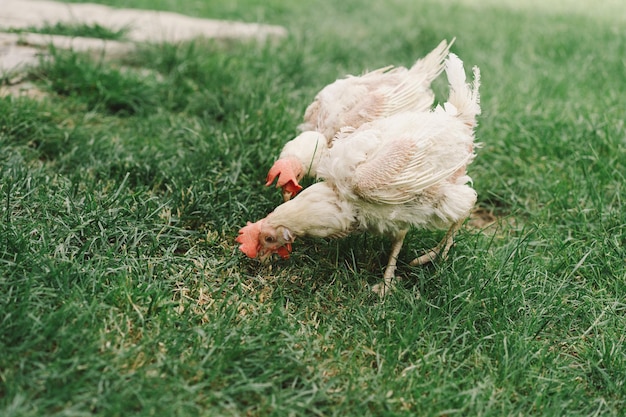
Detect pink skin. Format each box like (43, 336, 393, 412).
(265, 158, 304, 201)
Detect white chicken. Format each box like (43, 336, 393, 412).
(266, 39, 454, 201)
(238, 53, 481, 296)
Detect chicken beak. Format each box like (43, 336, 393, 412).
(258, 249, 272, 263)
(281, 182, 302, 202)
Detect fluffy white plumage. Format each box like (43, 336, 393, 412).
(318, 111, 477, 233)
(238, 53, 481, 296)
(266, 39, 454, 201)
(298, 40, 453, 138)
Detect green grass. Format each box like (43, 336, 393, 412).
(1, 0, 625, 416)
(5, 22, 130, 41)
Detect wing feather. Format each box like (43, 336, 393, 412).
(353, 138, 470, 205)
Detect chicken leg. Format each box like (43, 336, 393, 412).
(410, 219, 464, 266)
(372, 229, 408, 297)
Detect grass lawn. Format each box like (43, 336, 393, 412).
(1, 0, 625, 415)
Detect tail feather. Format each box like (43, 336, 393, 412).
(382, 39, 455, 115)
(407, 38, 455, 81)
(444, 53, 481, 127)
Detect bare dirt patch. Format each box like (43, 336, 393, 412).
(467, 206, 516, 235)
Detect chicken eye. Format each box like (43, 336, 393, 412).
(264, 236, 276, 244)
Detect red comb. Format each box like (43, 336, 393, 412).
(266, 159, 303, 196)
(235, 221, 262, 258)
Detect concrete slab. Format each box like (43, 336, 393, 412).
(0, 36, 42, 73)
(0, 31, 134, 72)
(0, 0, 287, 43)
(0, 0, 287, 75)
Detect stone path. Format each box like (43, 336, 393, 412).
(0, 0, 287, 74)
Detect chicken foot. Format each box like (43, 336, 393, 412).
(371, 229, 408, 297)
(410, 219, 464, 266)
(371, 220, 464, 297)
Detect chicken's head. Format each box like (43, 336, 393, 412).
(236, 219, 294, 261)
(265, 157, 304, 201)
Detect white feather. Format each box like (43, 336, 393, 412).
(280, 40, 455, 182)
(242, 51, 482, 294)
(444, 53, 481, 126)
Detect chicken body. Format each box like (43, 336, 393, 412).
(239, 53, 481, 296)
(266, 39, 454, 201)
(322, 111, 477, 233)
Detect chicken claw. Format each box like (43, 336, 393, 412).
(410, 220, 463, 266)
